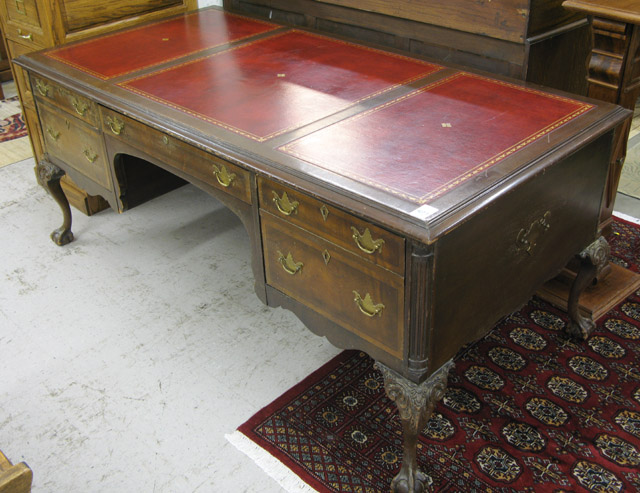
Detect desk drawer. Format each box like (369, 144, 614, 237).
(4, 22, 49, 47)
(32, 76, 99, 127)
(100, 107, 251, 204)
(38, 101, 112, 189)
(7, 39, 41, 106)
(259, 177, 404, 274)
(262, 211, 404, 357)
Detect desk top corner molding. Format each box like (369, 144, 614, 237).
(13, 7, 631, 492)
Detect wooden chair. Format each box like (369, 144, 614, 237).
(0, 450, 32, 493)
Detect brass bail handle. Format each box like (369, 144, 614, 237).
(211, 164, 236, 188)
(351, 227, 384, 254)
(277, 251, 303, 275)
(353, 291, 384, 317)
(106, 116, 125, 135)
(272, 191, 299, 216)
(72, 98, 88, 116)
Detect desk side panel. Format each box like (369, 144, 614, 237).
(429, 132, 613, 373)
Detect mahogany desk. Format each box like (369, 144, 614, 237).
(15, 8, 629, 492)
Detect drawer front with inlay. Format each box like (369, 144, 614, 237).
(261, 211, 404, 357)
(258, 177, 404, 274)
(100, 107, 251, 203)
(32, 75, 99, 127)
(38, 101, 111, 189)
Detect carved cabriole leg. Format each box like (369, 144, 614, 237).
(375, 360, 454, 493)
(566, 236, 610, 340)
(36, 161, 74, 246)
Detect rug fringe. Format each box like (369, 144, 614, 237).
(613, 211, 640, 224)
(225, 431, 318, 493)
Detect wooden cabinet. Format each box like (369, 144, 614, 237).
(0, 0, 197, 214)
(0, 27, 11, 98)
(223, 0, 592, 95)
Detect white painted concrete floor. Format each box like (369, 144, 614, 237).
(0, 158, 342, 492)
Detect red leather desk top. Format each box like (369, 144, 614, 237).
(280, 73, 594, 204)
(45, 9, 277, 79)
(40, 9, 596, 208)
(120, 30, 441, 141)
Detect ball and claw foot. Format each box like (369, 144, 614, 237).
(392, 468, 432, 493)
(565, 314, 595, 340)
(51, 227, 74, 246)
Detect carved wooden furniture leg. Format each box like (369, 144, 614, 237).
(375, 360, 454, 493)
(565, 236, 610, 340)
(36, 161, 74, 245)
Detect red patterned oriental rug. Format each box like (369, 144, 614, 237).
(230, 217, 640, 493)
(0, 97, 27, 143)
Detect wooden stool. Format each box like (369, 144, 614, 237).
(0, 450, 32, 493)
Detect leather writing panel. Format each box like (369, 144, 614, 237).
(45, 9, 277, 79)
(279, 73, 594, 204)
(120, 31, 441, 141)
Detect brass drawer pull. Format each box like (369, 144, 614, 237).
(272, 191, 299, 216)
(71, 98, 88, 116)
(212, 163, 236, 188)
(277, 251, 303, 275)
(353, 291, 384, 317)
(35, 79, 50, 97)
(83, 148, 98, 163)
(106, 115, 125, 135)
(17, 29, 32, 40)
(516, 211, 551, 256)
(46, 127, 60, 140)
(351, 227, 385, 254)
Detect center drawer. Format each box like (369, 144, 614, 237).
(100, 106, 251, 204)
(261, 211, 404, 358)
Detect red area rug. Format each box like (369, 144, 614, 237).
(0, 97, 27, 143)
(236, 217, 640, 492)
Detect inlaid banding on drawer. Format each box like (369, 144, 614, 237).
(100, 107, 251, 204)
(32, 75, 99, 127)
(259, 177, 404, 274)
(261, 211, 404, 357)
